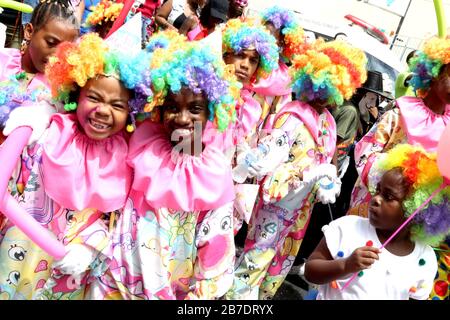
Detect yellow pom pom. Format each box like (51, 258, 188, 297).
(126, 124, 134, 133)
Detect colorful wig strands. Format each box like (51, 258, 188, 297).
(290, 39, 367, 106)
(260, 5, 307, 61)
(222, 18, 279, 80)
(84, 0, 124, 28)
(136, 33, 241, 132)
(409, 36, 450, 97)
(378, 144, 450, 246)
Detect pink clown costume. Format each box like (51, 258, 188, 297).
(227, 39, 367, 299)
(95, 38, 241, 300)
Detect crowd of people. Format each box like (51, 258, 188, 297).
(0, 0, 449, 300)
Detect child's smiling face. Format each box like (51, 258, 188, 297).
(368, 168, 411, 231)
(162, 87, 209, 154)
(76, 75, 130, 140)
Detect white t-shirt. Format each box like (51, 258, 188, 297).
(316, 216, 437, 300)
(167, 0, 186, 24)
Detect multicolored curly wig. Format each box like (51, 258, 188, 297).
(408, 36, 450, 98)
(45, 32, 147, 127)
(136, 32, 241, 132)
(290, 39, 367, 106)
(260, 5, 308, 61)
(84, 0, 123, 28)
(377, 144, 450, 246)
(0, 74, 50, 128)
(222, 17, 279, 80)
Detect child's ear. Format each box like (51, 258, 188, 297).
(23, 23, 34, 42)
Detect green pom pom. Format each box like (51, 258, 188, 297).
(153, 78, 165, 91)
(64, 102, 77, 111)
(15, 72, 26, 80)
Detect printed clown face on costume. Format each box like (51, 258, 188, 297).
(223, 49, 259, 85)
(23, 18, 79, 74)
(76, 75, 130, 141)
(195, 204, 234, 278)
(162, 87, 209, 155)
(369, 168, 410, 232)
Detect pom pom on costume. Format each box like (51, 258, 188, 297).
(377, 144, 450, 246)
(260, 5, 308, 60)
(45, 33, 148, 126)
(222, 17, 279, 80)
(84, 0, 124, 28)
(135, 31, 241, 132)
(409, 36, 450, 97)
(290, 39, 367, 106)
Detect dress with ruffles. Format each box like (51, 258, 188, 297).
(227, 101, 337, 300)
(94, 121, 237, 300)
(0, 113, 132, 300)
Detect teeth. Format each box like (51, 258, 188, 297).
(90, 119, 109, 130)
(173, 129, 192, 136)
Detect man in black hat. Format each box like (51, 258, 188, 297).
(199, 0, 229, 34)
(351, 70, 393, 138)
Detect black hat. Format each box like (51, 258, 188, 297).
(210, 0, 229, 23)
(360, 70, 392, 99)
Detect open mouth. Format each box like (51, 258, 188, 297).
(172, 128, 194, 138)
(89, 118, 111, 131)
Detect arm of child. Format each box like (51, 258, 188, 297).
(155, 0, 178, 31)
(185, 203, 235, 300)
(354, 109, 401, 188)
(261, 116, 337, 204)
(305, 237, 380, 285)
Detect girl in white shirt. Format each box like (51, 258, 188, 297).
(305, 144, 449, 300)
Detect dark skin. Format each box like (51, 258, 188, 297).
(162, 87, 209, 156)
(223, 49, 259, 85)
(305, 168, 413, 285)
(21, 18, 79, 74)
(423, 63, 450, 115)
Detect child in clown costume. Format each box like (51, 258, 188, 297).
(0, 0, 79, 145)
(229, 8, 310, 232)
(226, 39, 368, 300)
(349, 36, 450, 215)
(218, 17, 281, 233)
(0, 33, 146, 300)
(347, 36, 449, 300)
(94, 34, 242, 300)
(218, 17, 279, 157)
(251, 5, 308, 130)
(305, 144, 447, 300)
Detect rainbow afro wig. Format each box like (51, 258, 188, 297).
(408, 36, 450, 98)
(45, 32, 147, 127)
(145, 29, 187, 53)
(377, 144, 450, 246)
(260, 5, 308, 61)
(84, 0, 123, 28)
(222, 17, 279, 80)
(135, 31, 241, 132)
(290, 39, 367, 106)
